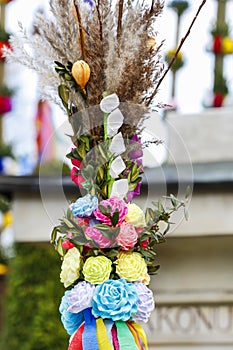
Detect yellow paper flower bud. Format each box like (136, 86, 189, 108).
(71, 60, 90, 89)
(222, 36, 233, 55)
(3, 211, 13, 228)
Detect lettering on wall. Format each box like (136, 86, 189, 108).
(145, 305, 233, 345)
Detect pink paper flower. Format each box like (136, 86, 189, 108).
(85, 226, 112, 248)
(94, 197, 128, 226)
(141, 238, 150, 249)
(62, 240, 75, 250)
(70, 167, 85, 187)
(116, 222, 138, 250)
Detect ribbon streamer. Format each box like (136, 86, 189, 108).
(68, 323, 84, 350)
(82, 308, 99, 350)
(126, 322, 143, 350)
(115, 320, 138, 350)
(96, 318, 113, 350)
(130, 322, 148, 350)
(111, 324, 120, 350)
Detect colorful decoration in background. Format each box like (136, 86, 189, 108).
(0, 0, 14, 3)
(0, 0, 15, 166)
(35, 99, 55, 162)
(5, 0, 207, 348)
(0, 84, 12, 114)
(164, 0, 189, 110)
(207, 0, 232, 108)
(165, 48, 184, 73)
(0, 26, 11, 61)
(0, 194, 12, 275)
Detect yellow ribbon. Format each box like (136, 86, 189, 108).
(130, 322, 149, 350)
(126, 322, 142, 349)
(96, 318, 113, 350)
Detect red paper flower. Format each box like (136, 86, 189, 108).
(0, 95, 12, 114)
(213, 93, 224, 108)
(213, 35, 222, 54)
(0, 41, 11, 61)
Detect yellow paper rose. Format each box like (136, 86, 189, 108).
(83, 255, 112, 284)
(115, 251, 147, 282)
(60, 247, 81, 287)
(125, 203, 146, 228)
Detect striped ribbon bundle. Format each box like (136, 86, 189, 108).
(68, 309, 148, 350)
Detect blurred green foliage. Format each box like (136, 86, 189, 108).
(0, 242, 69, 349)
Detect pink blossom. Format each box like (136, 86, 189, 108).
(77, 218, 90, 226)
(141, 238, 149, 249)
(62, 240, 75, 250)
(94, 197, 128, 226)
(116, 222, 138, 250)
(85, 226, 112, 248)
(70, 167, 85, 187)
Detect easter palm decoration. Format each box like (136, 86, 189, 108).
(4, 0, 206, 349)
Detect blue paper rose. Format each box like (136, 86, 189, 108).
(70, 194, 98, 217)
(92, 278, 138, 321)
(59, 290, 84, 335)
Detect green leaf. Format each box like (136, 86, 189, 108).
(185, 185, 191, 199)
(58, 84, 69, 106)
(184, 207, 189, 221)
(110, 209, 119, 226)
(64, 72, 73, 81)
(148, 265, 160, 274)
(98, 204, 111, 216)
(77, 143, 86, 159)
(62, 218, 75, 229)
(54, 60, 65, 68)
(170, 194, 178, 208)
(56, 237, 65, 257)
(51, 226, 60, 245)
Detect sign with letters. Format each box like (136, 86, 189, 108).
(145, 305, 233, 345)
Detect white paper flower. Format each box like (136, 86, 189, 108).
(100, 93, 119, 113)
(107, 108, 124, 138)
(110, 179, 129, 199)
(110, 156, 126, 178)
(109, 132, 125, 155)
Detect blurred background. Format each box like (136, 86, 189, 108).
(0, 0, 233, 349)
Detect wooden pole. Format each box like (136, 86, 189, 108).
(0, 3, 6, 146)
(213, 0, 227, 97)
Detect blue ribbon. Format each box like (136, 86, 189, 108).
(82, 308, 99, 350)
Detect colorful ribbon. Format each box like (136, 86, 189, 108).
(67, 316, 149, 350)
(130, 321, 148, 350)
(82, 308, 99, 350)
(68, 323, 84, 350)
(96, 318, 113, 350)
(126, 321, 144, 350)
(111, 324, 120, 350)
(115, 320, 138, 350)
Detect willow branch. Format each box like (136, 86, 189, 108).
(117, 0, 124, 42)
(73, 1, 87, 61)
(146, 0, 207, 107)
(95, 0, 103, 41)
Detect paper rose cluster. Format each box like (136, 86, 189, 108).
(57, 193, 156, 333)
(60, 279, 154, 335)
